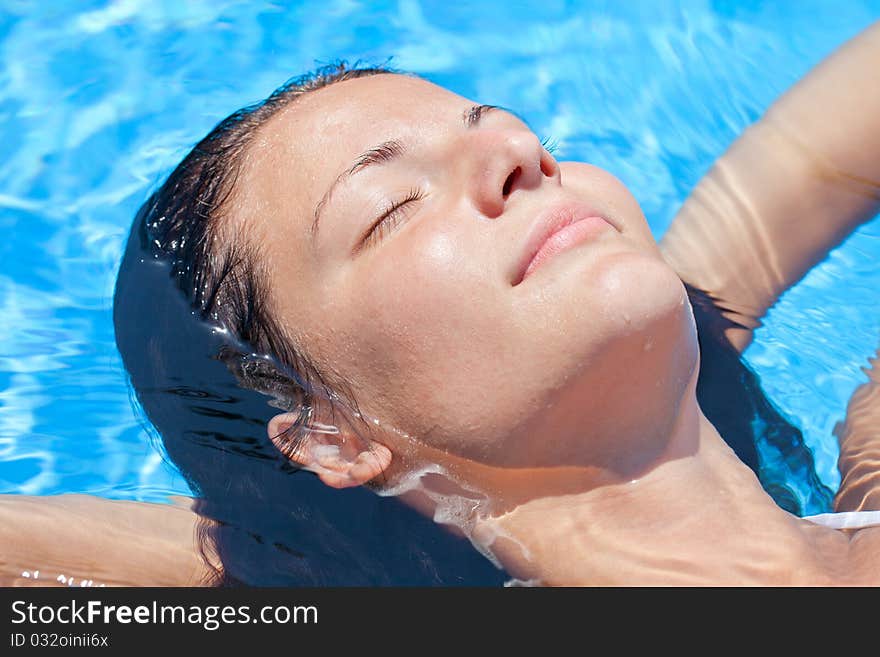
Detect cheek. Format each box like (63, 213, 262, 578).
(361, 231, 479, 340)
(327, 231, 517, 436)
(310, 188, 688, 467)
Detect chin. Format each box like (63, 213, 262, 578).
(536, 235, 687, 336)
(515, 241, 695, 379)
(507, 250, 697, 470)
(591, 248, 699, 378)
(598, 249, 687, 329)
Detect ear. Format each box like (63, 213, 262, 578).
(267, 412, 392, 489)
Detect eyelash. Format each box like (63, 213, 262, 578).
(364, 187, 425, 246)
(541, 136, 559, 154)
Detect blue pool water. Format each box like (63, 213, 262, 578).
(1, 1, 879, 507)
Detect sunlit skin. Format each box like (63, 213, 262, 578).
(5, 23, 880, 586)
(222, 73, 880, 584)
(238, 74, 691, 483)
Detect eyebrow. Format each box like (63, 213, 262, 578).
(309, 103, 501, 244)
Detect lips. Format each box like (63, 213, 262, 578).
(512, 201, 614, 285)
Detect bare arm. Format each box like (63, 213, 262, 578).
(661, 20, 880, 353)
(834, 346, 880, 512)
(0, 494, 214, 587)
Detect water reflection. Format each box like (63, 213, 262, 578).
(1, 2, 879, 585)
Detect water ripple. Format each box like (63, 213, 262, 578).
(1, 1, 878, 503)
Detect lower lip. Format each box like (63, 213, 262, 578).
(522, 216, 611, 282)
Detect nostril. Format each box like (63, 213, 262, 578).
(540, 153, 557, 178)
(502, 167, 521, 197)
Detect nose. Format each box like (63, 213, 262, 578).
(465, 129, 560, 218)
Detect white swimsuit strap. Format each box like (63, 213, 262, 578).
(802, 510, 880, 530)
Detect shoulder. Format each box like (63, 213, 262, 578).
(847, 526, 880, 584)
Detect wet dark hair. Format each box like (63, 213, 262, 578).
(684, 281, 832, 514)
(113, 61, 832, 586)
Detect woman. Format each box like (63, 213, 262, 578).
(5, 22, 880, 586)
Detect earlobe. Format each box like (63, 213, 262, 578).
(266, 412, 392, 489)
(344, 442, 393, 487)
(311, 442, 392, 489)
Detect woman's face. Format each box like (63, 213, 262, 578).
(233, 73, 696, 472)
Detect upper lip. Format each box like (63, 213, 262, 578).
(511, 199, 613, 286)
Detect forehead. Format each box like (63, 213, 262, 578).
(259, 74, 467, 178)
(260, 73, 469, 184)
(275, 72, 468, 139)
(232, 73, 469, 248)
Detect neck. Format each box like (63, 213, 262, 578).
(481, 396, 856, 585)
(395, 367, 851, 585)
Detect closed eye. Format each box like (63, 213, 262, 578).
(359, 187, 425, 250)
